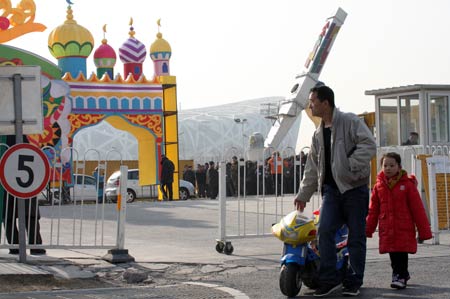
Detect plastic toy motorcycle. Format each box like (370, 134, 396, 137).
(272, 210, 349, 297)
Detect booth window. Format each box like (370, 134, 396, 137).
(400, 96, 420, 145)
(429, 95, 449, 143)
(379, 97, 398, 146)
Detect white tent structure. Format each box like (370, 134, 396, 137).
(73, 97, 302, 163)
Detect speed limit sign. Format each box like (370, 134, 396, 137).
(0, 143, 50, 198)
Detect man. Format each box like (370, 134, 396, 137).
(92, 167, 104, 203)
(294, 85, 376, 297)
(402, 131, 419, 145)
(268, 151, 282, 196)
(182, 165, 196, 186)
(206, 161, 218, 199)
(195, 164, 206, 198)
(230, 156, 239, 196)
(160, 155, 175, 200)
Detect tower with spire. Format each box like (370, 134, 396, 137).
(118, 18, 147, 81)
(150, 19, 172, 77)
(93, 25, 117, 79)
(47, 3, 94, 78)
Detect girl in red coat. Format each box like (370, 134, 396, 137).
(366, 152, 432, 289)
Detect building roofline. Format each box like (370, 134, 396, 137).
(365, 84, 450, 96)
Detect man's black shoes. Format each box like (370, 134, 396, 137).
(313, 283, 342, 297)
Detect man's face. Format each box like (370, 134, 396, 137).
(308, 91, 326, 117)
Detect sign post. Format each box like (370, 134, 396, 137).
(0, 66, 42, 263)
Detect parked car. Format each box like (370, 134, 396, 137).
(38, 174, 99, 204)
(57, 174, 99, 203)
(105, 169, 195, 202)
(178, 179, 195, 200)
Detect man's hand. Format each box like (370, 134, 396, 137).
(294, 199, 306, 212)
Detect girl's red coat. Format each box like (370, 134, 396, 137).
(366, 171, 432, 254)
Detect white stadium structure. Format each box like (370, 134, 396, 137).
(73, 97, 303, 163)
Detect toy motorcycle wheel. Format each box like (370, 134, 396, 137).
(279, 264, 301, 297)
(223, 242, 234, 255)
(215, 241, 225, 253)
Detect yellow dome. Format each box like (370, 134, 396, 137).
(150, 32, 171, 53)
(48, 6, 94, 58)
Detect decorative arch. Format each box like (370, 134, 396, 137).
(68, 111, 163, 186)
(106, 116, 158, 185)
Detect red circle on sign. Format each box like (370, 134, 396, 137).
(0, 143, 50, 198)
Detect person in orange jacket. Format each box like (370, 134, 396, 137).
(268, 151, 282, 196)
(366, 152, 432, 289)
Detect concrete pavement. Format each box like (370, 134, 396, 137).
(1, 199, 449, 298)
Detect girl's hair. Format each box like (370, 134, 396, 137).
(380, 152, 402, 167)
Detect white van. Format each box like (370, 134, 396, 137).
(105, 169, 195, 202)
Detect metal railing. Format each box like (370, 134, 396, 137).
(0, 146, 128, 253)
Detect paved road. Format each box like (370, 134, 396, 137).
(0, 283, 239, 299)
(1, 199, 450, 298)
(2, 255, 450, 299)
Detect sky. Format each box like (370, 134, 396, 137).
(5, 0, 450, 148)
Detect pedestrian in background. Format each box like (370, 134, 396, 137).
(366, 152, 432, 289)
(195, 164, 206, 198)
(160, 155, 175, 201)
(294, 84, 376, 297)
(206, 161, 218, 199)
(92, 166, 104, 203)
(182, 165, 196, 186)
(230, 156, 239, 197)
(268, 151, 282, 196)
(204, 162, 210, 198)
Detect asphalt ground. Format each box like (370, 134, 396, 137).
(1, 198, 449, 298)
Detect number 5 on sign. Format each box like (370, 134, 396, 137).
(0, 144, 50, 198)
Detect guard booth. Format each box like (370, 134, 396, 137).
(365, 84, 450, 235)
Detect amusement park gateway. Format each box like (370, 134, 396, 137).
(1, 2, 450, 262)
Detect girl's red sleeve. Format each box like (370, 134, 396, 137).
(407, 179, 433, 240)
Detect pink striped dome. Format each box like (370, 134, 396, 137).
(119, 37, 147, 64)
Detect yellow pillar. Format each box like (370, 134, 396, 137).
(159, 76, 180, 200)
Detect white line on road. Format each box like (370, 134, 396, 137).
(184, 282, 250, 299)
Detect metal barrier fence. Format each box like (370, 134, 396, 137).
(216, 144, 450, 252)
(215, 148, 320, 254)
(0, 145, 128, 253)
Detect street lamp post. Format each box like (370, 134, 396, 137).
(234, 118, 248, 156)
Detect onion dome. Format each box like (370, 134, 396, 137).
(48, 5, 94, 59)
(150, 19, 171, 77)
(119, 18, 147, 64)
(94, 25, 117, 68)
(150, 32, 172, 56)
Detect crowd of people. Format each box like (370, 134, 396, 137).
(182, 161, 219, 199)
(182, 152, 308, 199)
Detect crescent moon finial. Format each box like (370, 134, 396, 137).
(129, 17, 133, 26)
(66, 0, 74, 5)
(102, 24, 107, 41)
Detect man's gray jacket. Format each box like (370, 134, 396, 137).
(295, 108, 377, 202)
